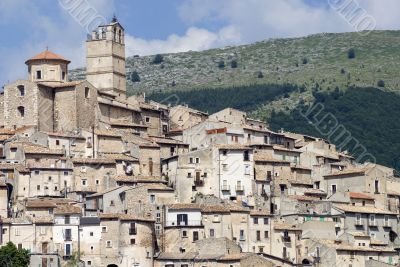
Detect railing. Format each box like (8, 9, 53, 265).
(368, 220, 377, 227)
(221, 185, 231, 191)
(165, 220, 202, 227)
(384, 221, 391, 227)
(355, 220, 363, 226)
(282, 236, 291, 243)
(236, 185, 244, 192)
(129, 228, 137, 235)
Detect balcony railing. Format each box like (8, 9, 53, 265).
(282, 236, 291, 243)
(221, 185, 231, 191)
(355, 220, 363, 226)
(64, 235, 72, 242)
(236, 185, 244, 192)
(384, 221, 391, 228)
(368, 220, 377, 227)
(165, 220, 202, 227)
(129, 228, 137, 235)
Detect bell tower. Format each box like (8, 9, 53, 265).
(86, 16, 126, 97)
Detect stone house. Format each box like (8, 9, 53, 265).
(80, 216, 103, 267)
(52, 205, 82, 261)
(70, 157, 117, 201)
(333, 204, 398, 245)
(303, 238, 398, 267)
(99, 213, 155, 267)
(249, 210, 273, 254)
(169, 105, 208, 131)
(271, 223, 303, 264)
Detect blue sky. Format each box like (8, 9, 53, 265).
(1, 0, 399, 85)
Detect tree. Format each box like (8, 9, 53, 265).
(130, 71, 140, 82)
(348, 48, 356, 59)
(302, 57, 308, 64)
(65, 251, 84, 267)
(377, 80, 385, 87)
(257, 71, 264, 78)
(218, 60, 225, 69)
(230, 59, 238, 68)
(152, 54, 164, 64)
(0, 242, 30, 267)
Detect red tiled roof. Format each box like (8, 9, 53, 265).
(26, 50, 70, 64)
(349, 192, 374, 200)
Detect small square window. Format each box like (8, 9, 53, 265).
(56, 140, 60, 146)
(130, 239, 135, 245)
(90, 232, 93, 236)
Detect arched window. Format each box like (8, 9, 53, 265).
(17, 85, 25, 96)
(113, 27, 117, 42)
(17, 106, 25, 117)
(118, 29, 122, 43)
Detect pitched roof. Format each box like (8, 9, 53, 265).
(274, 223, 302, 231)
(324, 168, 367, 178)
(71, 158, 116, 165)
(216, 144, 251, 150)
(334, 204, 397, 215)
(26, 50, 71, 64)
(103, 153, 138, 162)
(349, 192, 374, 200)
(99, 213, 154, 222)
(54, 205, 82, 215)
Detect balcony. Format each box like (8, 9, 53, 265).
(236, 185, 244, 192)
(64, 235, 72, 242)
(384, 221, 392, 228)
(355, 220, 364, 226)
(282, 236, 291, 243)
(368, 220, 377, 227)
(239, 235, 246, 241)
(129, 228, 137, 235)
(221, 185, 231, 191)
(165, 220, 203, 227)
(194, 179, 204, 186)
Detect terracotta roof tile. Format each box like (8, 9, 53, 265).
(26, 50, 70, 64)
(54, 205, 82, 215)
(349, 192, 374, 200)
(274, 223, 302, 231)
(71, 158, 116, 165)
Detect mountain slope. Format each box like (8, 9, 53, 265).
(70, 30, 400, 95)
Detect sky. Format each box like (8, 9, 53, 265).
(0, 0, 400, 85)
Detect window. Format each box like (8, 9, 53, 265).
(36, 70, 42, 79)
(130, 238, 135, 245)
(65, 215, 70, 224)
(35, 170, 40, 175)
(15, 228, 21, 236)
(264, 231, 269, 238)
(89, 232, 93, 237)
(62, 72, 66, 80)
(106, 240, 112, 248)
(48, 176, 52, 181)
(256, 230, 261, 241)
(189, 157, 194, 164)
(244, 165, 251, 175)
(181, 230, 187, 238)
(145, 117, 150, 123)
(259, 246, 264, 253)
(87, 261, 92, 266)
(203, 172, 208, 178)
(110, 200, 115, 206)
(264, 218, 269, 225)
(239, 230, 245, 240)
(210, 229, 215, 237)
(195, 157, 200, 164)
(331, 184, 337, 194)
(82, 180, 87, 186)
(374, 180, 379, 193)
(85, 87, 90, 98)
(64, 228, 72, 241)
(64, 171, 68, 176)
(193, 231, 199, 242)
(55, 140, 60, 146)
(222, 150, 227, 156)
(243, 151, 250, 161)
(253, 218, 258, 224)
(95, 180, 100, 185)
(150, 194, 155, 204)
(17, 106, 25, 117)
(17, 85, 25, 96)
(102, 226, 107, 233)
(187, 172, 192, 178)
(65, 244, 71, 256)
(222, 164, 228, 171)
(156, 213, 161, 223)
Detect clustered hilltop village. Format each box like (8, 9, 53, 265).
(0, 17, 399, 267)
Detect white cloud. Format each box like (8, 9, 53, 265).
(125, 26, 241, 56)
